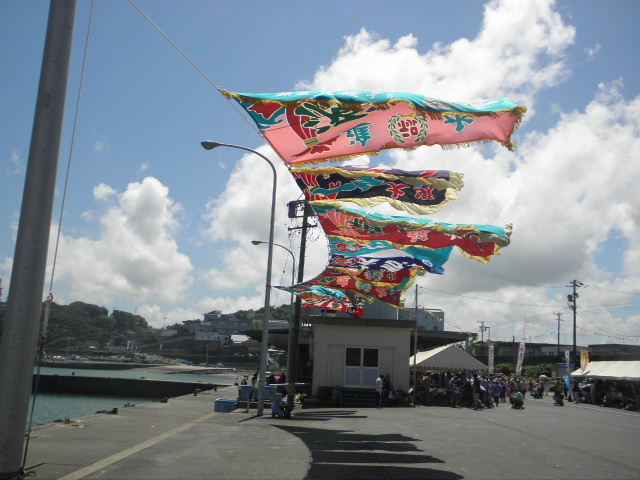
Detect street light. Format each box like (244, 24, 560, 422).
(202, 141, 277, 416)
(252, 240, 296, 376)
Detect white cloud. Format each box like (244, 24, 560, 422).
(50, 177, 193, 306)
(7, 149, 23, 175)
(136, 304, 200, 329)
(0, 257, 12, 289)
(93, 183, 117, 200)
(138, 162, 150, 175)
(298, 0, 575, 108)
(93, 140, 109, 153)
(195, 294, 265, 317)
(584, 43, 601, 61)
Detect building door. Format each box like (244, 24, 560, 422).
(344, 347, 379, 388)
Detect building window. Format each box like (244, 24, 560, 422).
(345, 347, 379, 387)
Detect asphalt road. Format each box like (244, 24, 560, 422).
(23, 388, 640, 480)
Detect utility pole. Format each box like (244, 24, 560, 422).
(478, 321, 488, 342)
(567, 280, 583, 367)
(554, 312, 562, 357)
(286, 200, 315, 406)
(412, 286, 419, 407)
(0, 2, 76, 477)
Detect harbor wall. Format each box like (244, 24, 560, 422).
(34, 374, 220, 398)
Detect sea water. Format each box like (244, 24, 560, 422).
(28, 392, 156, 426)
(28, 366, 239, 426)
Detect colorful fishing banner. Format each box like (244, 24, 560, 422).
(328, 254, 444, 275)
(307, 266, 423, 308)
(275, 283, 365, 317)
(291, 165, 464, 215)
(314, 203, 511, 263)
(222, 89, 526, 165)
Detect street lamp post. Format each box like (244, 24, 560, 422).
(252, 240, 296, 377)
(201, 141, 276, 416)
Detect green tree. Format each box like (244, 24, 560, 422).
(495, 363, 513, 375)
(69, 301, 108, 319)
(522, 363, 554, 378)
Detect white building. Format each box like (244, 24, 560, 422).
(310, 316, 414, 396)
(398, 307, 444, 331)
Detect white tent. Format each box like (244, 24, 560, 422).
(570, 361, 640, 381)
(410, 344, 488, 371)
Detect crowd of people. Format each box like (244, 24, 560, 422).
(409, 370, 640, 412)
(571, 379, 640, 411)
(410, 371, 534, 409)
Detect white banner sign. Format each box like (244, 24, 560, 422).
(515, 340, 526, 376)
(488, 344, 495, 374)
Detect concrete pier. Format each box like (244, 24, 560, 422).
(22, 387, 640, 480)
(34, 374, 220, 398)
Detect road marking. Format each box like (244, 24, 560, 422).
(57, 412, 218, 480)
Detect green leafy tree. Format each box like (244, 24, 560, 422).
(522, 363, 554, 378)
(495, 363, 513, 375)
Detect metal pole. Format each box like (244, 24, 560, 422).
(201, 142, 276, 417)
(252, 241, 295, 376)
(288, 201, 310, 389)
(0, 2, 76, 477)
(556, 312, 561, 357)
(572, 280, 578, 367)
(412, 285, 418, 407)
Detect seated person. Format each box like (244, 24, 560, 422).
(387, 388, 399, 406)
(332, 385, 343, 407)
(510, 390, 524, 409)
(271, 391, 291, 418)
(625, 390, 638, 411)
(611, 389, 624, 409)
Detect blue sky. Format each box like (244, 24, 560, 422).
(1, 0, 639, 346)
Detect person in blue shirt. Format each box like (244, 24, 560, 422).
(271, 391, 291, 418)
(491, 380, 502, 407)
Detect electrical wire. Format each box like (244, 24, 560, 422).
(418, 285, 562, 308)
(578, 312, 640, 338)
(445, 255, 565, 289)
(128, 0, 260, 136)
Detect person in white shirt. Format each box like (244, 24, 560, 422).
(375, 375, 384, 407)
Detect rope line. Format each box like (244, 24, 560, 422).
(128, 0, 261, 136)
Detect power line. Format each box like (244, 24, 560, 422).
(446, 255, 566, 289)
(418, 285, 561, 308)
(583, 284, 640, 296)
(577, 312, 640, 338)
(128, 0, 260, 136)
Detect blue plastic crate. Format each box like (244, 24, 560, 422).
(214, 399, 236, 413)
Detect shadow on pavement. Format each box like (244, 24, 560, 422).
(290, 410, 369, 421)
(275, 424, 464, 480)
